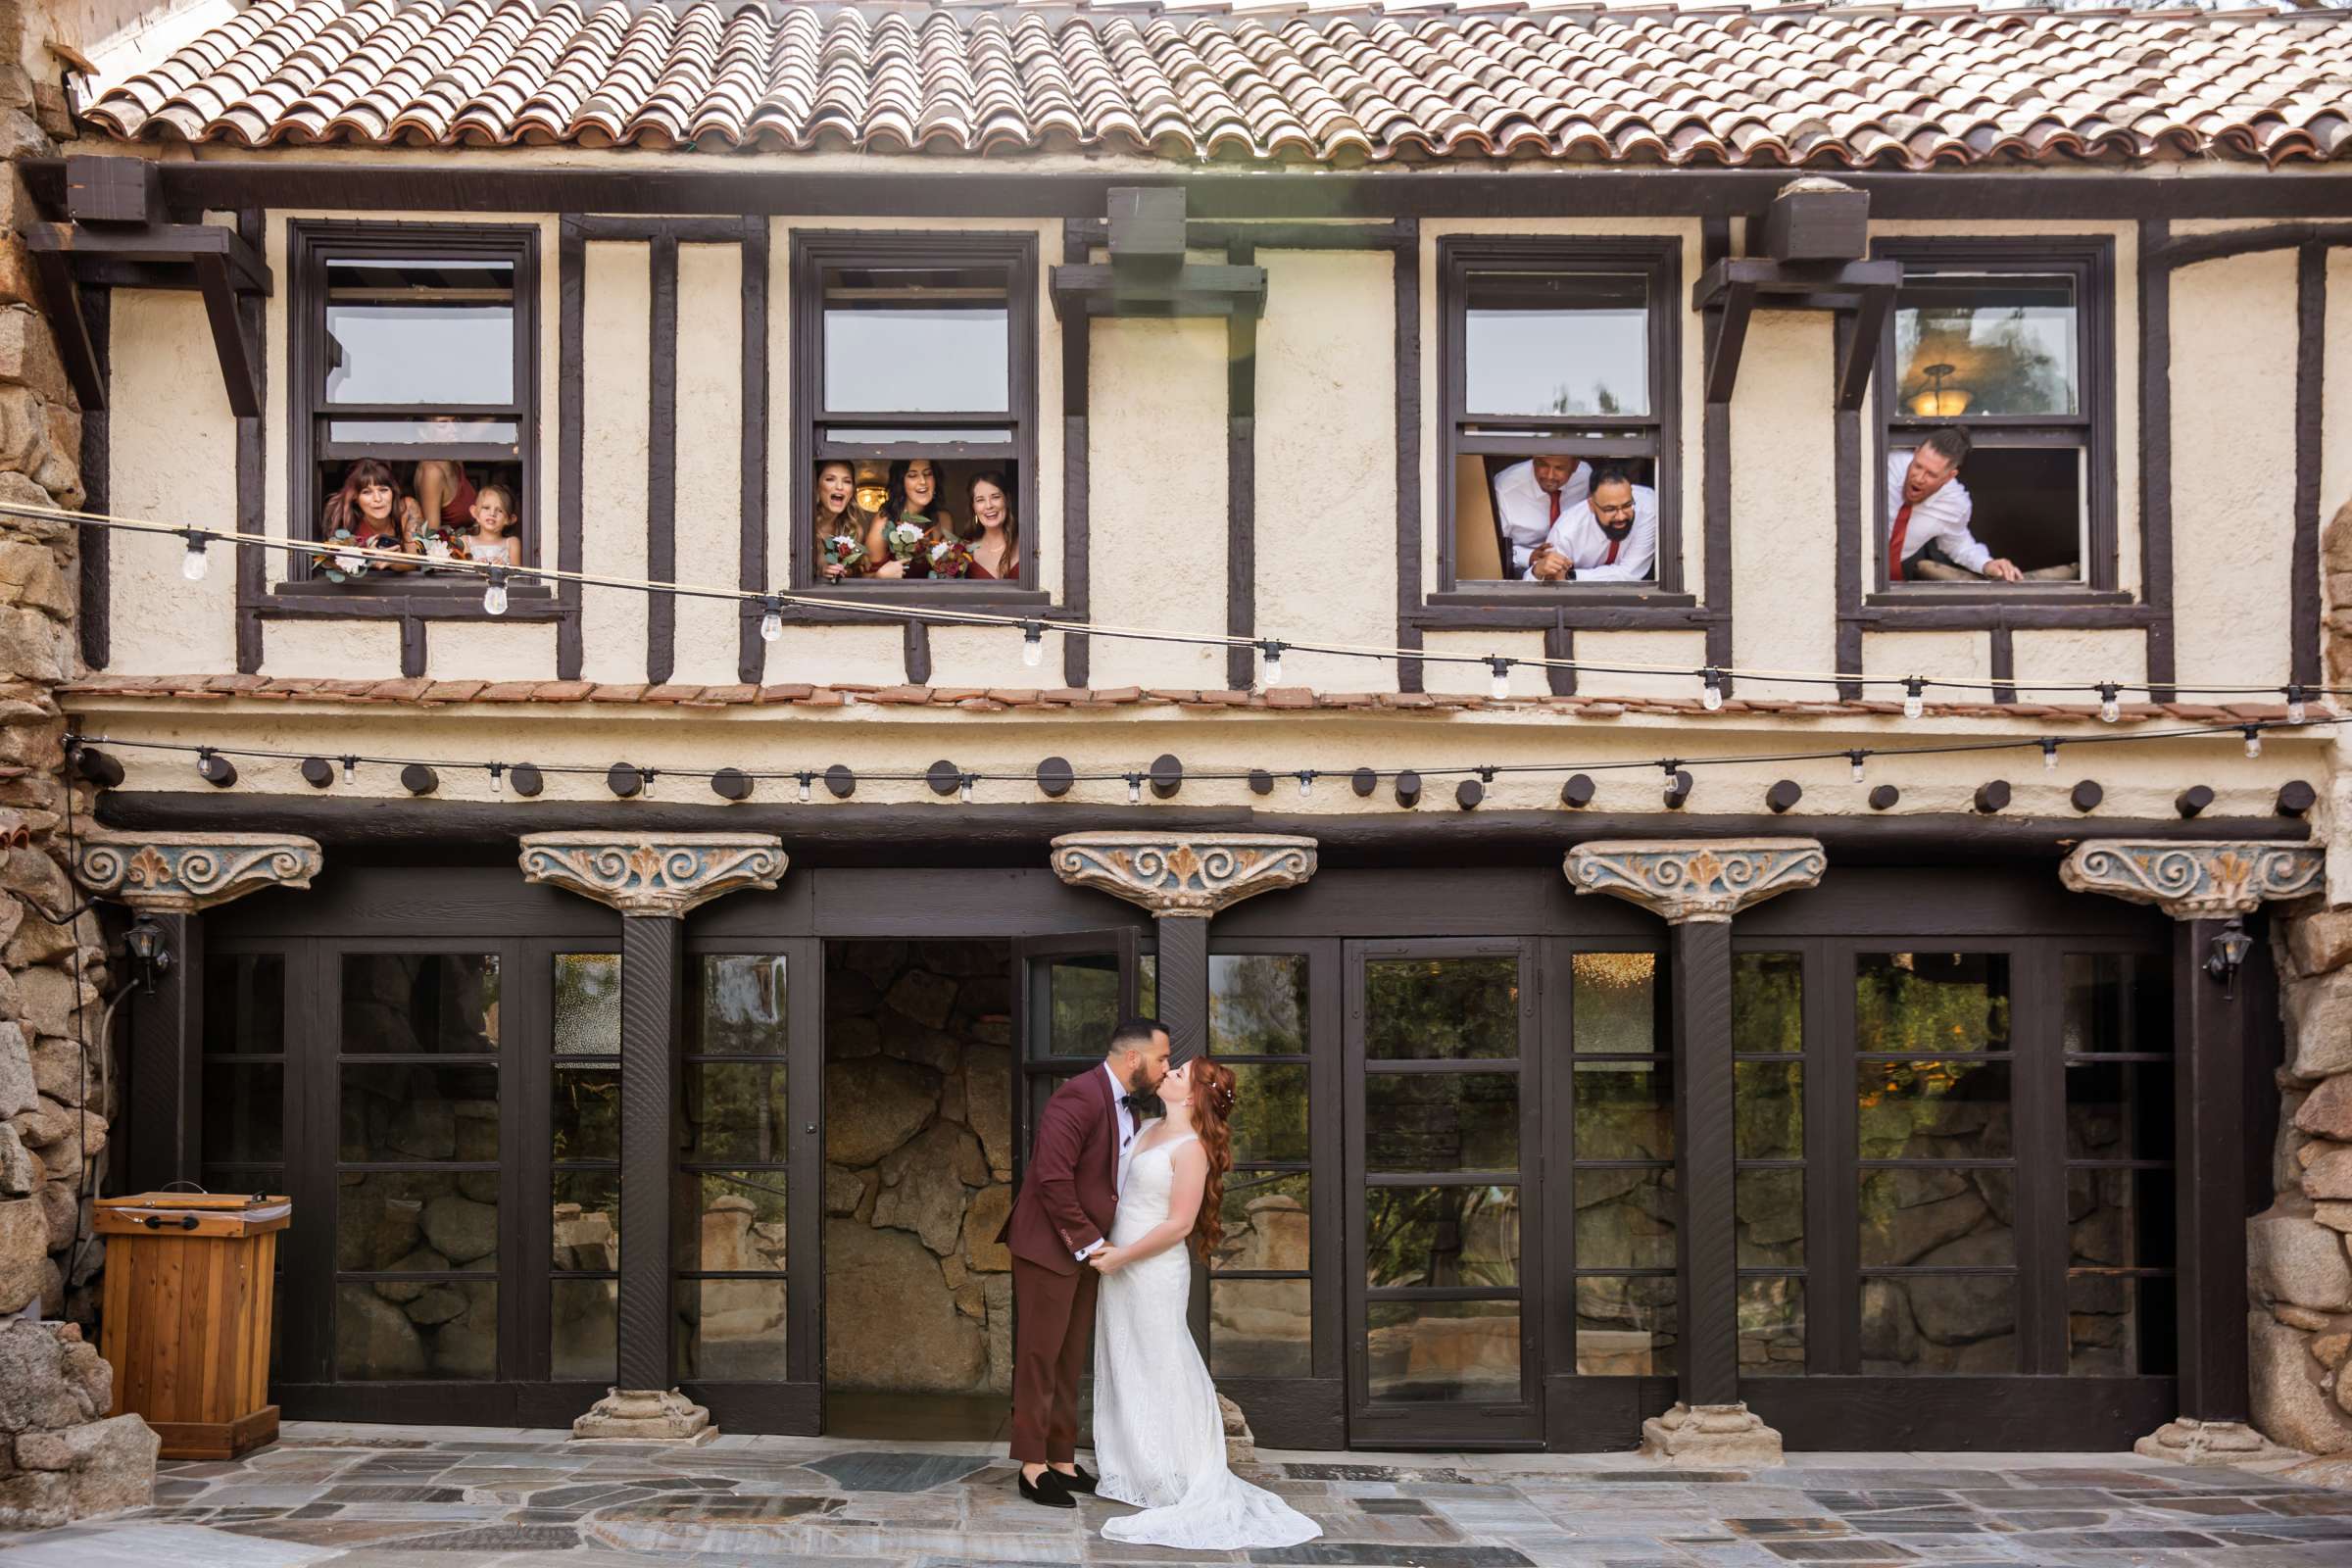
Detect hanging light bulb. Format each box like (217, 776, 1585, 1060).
(797, 771, 813, 804)
(483, 565, 510, 617)
(180, 529, 210, 582)
(1021, 621, 1045, 668)
(1487, 659, 1512, 701)
(1126, 773, 1142, 805)
(2287, 685, 2308, 726)
(1297, 770, 1314, 799)
(1847, 751, 1866, 784)
(1701, 668, 1724, 711)
(1258, 640, 1286, 688)
(489, 762, 505, 796)
(1902, 678, 1925, 721)
(641, 767, 657, 800)
(760, 596, 783, 644)
(2244, 725, 2263, 760)
(2097, 682, 2121, 724)
(958, 772, 975, 805)
(2041, 739, 2059, 772)
(341, 755, 357, 787)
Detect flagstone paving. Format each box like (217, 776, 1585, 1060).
(3, 1423, 2351, 1566)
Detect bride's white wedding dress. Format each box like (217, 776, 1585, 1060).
(1091, 1129, 1321, 1550)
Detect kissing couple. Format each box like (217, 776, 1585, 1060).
(995, 1016, 1320, 1550)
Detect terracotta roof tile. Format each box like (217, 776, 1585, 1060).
(83, 3, 2352, 168)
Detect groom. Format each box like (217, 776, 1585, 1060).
(999, 1014, 1171, 1507)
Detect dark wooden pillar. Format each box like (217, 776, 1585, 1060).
(1154, 913, 1210, 1065)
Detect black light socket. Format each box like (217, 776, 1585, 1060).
(1662, 769, 1693, 809)
(2071, 780, 2104, 812)
(1454, 779, 1484, 811)
(1351, 767, 1378, 799)
(299, 757, 334, 790)
(607, 763, 644, 799)
(926, 760, 961, 797)
(1036, 757, 1075, 798)
(2278, 779, 2319, 818)
(1394, 769, 1422, 808)
(73, 748, 125, 789)
(1150, 754, 1183, 800)
(400, 764, 438, 796)
(824, 764, 857, 799)
(2176, 784, 2215, 819)
(1765, 779, 1802, 814)
(1973, 779, 2012, 814)
(710, 767, 754, 802)
(510, 763, 546, 799)
(1559, 774, 1596, 808)
(1248, 770, 1274, 797)
(197, 753, 237, 788)
(1868, 784, 1901, 811)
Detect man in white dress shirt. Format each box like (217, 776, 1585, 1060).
(1886, 427, 2022, 583)
(1488, 455, 1591, 578)
(1528, 466, 1658, 583)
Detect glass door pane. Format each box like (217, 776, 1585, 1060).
(1010, 931, 1138, 1176)
(550, 952, 619, 1384)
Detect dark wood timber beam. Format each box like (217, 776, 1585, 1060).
(194, 251, 262, 417)
(26, 244, 103, 410)
(1836, 272, 1894, 412)
(2159, 220, 2352, 270)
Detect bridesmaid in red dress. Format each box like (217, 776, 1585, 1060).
(962, 471, 1020, 581)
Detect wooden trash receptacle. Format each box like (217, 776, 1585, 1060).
(95, 1192, 290, 1459)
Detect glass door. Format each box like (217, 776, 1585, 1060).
(1010, 931, 1142, 1181)
(1345, 940, 1543, 1446)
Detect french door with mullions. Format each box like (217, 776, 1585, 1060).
(1345, 939, 1544, 1446)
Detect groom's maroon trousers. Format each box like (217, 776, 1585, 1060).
(998, 1066, 1120, 1464)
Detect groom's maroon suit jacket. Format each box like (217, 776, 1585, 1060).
(998, 1065, 1119, 1276)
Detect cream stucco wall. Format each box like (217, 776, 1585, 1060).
(2327, 250, 2352, 554)
(671, 241, 746, 687)
(1730, 314, 1839, 683)
(578, 241, 653, 685)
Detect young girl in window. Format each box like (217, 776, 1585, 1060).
(865, 458, 955, 580)
(812, 460, 869, 581)
(461, 482, 518, 566)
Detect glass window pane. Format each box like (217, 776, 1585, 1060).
(821, 425, 1013, 446)
(326, 418, 518, 445)
(1574, 1062, 1673, 1160)
(684, 1062, 789, 1163)
(552, 1277, 617, 1383)
(1856, 1060, 2013, 1160)
(337, 1171, 497, 1270)
(1211, 1279, 1311, 1378)
(1138, 952, 1155, 1020)
(203, 1062, 283, 1163)
(1575, 1167, 1675, 1270)
(1572, 952, 1660, 1054)
(336, 1280, 496, 1380)
(342, 954, 501, 1054)
(1894, 274, 2077, 418)
(1367, 1300, 1521, 1401)
(325, 257, 514, 407)
(1215, 1172, 1309, 1273)
(1732, 953, 1803, 1054)
(1736, 1169, 1803, 1268)
(1575, 1276, 1676, 1376)
(1033, 956, 1118, 1059)
(681, 1171, 789, 1273)
(1860, 1168, 2013, 1268)
(2068, 1273, 2175, 1376)
(696, 956, 787, 1055)
(1734, 1060, 1801, 1160)
(1225, 1063, 1306, 1163)
(1739, 1276, 1804, 1376)
(1365, 1185, 1520, 1288)
(554, 1065, 618, 1163)
(555, 954, 620, 1055)
(675, 1277, 788, 1380)
(1366, 1073, 1519, 1173)
(2069, 1167, 2176, 1270)
(1855, 954, 2010, 1055)
(2066, 1061, 2175, 1160)
(822, 263, 1009, 415)
(204, 954, 283, 1054)
(340, 1063, 498, 1163)
(1209, 955, 1308, 1055)
(2064, 954, 2172, 1054)
(1366, 957, 1519, 1060)
(1464, 270, 1649, 417)
(553, 1171, 618, 1271)
(1861, 1274, 2017, 1374)
(1025, 1070, 1078, 1155)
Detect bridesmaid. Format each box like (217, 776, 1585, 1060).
(960, 471, 1021, 581)
(811, 460, 869, 581)
(864, 458, 953, 580)
(322, 459, 424, 569)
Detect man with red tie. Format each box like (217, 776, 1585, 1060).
(1489, 454, 1591, 579)
(1886, 427, 2023, 584)
(1528, 466, 1658, 583)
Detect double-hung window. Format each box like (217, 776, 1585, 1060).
(1438, 237, 1681, 595)
(792, 233, 1038, 594)
(1873, 238, 2115, 593)
(288, 222, 539, 588)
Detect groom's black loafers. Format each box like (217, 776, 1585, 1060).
(1018, 1469, 1076, 1508)
(1056, 1463, 1101, 1494)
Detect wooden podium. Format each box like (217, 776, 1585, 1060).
(95, 1192, 290, 1459)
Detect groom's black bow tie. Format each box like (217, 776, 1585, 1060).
(1119, 1089, 1164, 1119)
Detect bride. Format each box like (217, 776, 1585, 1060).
(1085, 1057, 1321, 1550)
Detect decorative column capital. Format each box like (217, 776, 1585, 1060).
(1566, 839, 1826, 924)
(519, 832, 785, 918)
(2061, 840, 2322, 920)
(75, 832, 322, 913)
(1050, 832, 1317, 918)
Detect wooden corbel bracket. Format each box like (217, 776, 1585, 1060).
(1690, 257, 1902, 412)
(25, 220, 272, 417)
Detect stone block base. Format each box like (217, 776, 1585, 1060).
(1219, 1393, 1255, 1467)
(2132, 1417, 2301, 1467)
(0, 1413, 159, 1528)
(1638, 1401, 1784, 1466)
(570, 1388, 716, 1445)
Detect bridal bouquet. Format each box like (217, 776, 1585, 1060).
(417, 526, 470, 566)
(924, 534, 974, 578)
(883, 514, 927, 566)
(312, 528, 373, 583)
(821, 531, 864, 574)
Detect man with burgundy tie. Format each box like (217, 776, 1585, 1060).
(1490, 454, 1591, 578)
(1886, 427, 2023, 583)
(998, 1014, 1171, 1507)
(1528, 466, 1658, 583)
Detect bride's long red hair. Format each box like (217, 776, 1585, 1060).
(1187, 1057, 1237, 1264)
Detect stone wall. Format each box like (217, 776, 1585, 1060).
(822, 940, 1014, 1396)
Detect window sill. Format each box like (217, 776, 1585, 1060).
(786, 582, 1058, 621)
(257, 581, 564, 621)
(1409, 586, 1703, 633)
(1853, 587, 2152, 630)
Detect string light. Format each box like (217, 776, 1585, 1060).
(760, 596, 783, 644)
(2041, 739, 2060, 771)
(1297, 769, 1315, 800)
(2288, 685, 2308, 726)
(958, 772, 976, 805)
(1126, 773, 1143, 805)
(1487, 659, 1513, 701)
(341, 755, 357, 787)
(2098, 683, 2122, 724)
(1258, 640, 1286, 688)
(488, 762, 504, 796)
(1847, 751, 1866, 784)
(2245, 725, 2263, 760)
(1902, 679, 1925, 721)
(179, 529, 209, 582)
(797, 771, 813, 804)
(482, 565, 510, 617)
(1701, 668, 1724, 711)
(1021, 620, 1045, 668)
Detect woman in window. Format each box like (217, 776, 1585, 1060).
(412, 416, 476, 535)
(811, 460, 870, 581)
(959, 470, 1021, 581)
(322, 459, 424, 569)
(864, 458, 954, 580)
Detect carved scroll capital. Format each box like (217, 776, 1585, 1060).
(519, 832, 785, 918)
(1050, 833, 1318, 918)
(75, 832, 322, 913)
(1566, 839, 1826, 925)
(2061, 840, 2321, 920)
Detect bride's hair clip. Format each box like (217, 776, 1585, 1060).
(1215, 1083, 1238, 1113)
